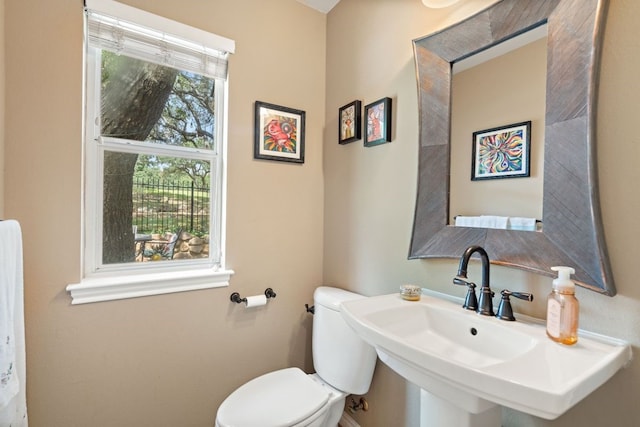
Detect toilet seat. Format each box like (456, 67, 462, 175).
(216, 367, 331, 427)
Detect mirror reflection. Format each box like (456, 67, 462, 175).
(449, 30, 547, 230)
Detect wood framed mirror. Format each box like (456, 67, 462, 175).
(409, 0, 615, 295)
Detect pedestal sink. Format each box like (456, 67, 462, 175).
(340, 291, 632, 426)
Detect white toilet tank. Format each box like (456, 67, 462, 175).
(312, 287, 377, 395)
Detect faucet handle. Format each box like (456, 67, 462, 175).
(453, 276, 478, 311)
(496, 289, 534, 321)
(453, 275, 470, 286)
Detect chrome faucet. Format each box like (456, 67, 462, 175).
(453, 245, 494, 316)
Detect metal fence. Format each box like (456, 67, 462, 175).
(132, 178, 210, 235)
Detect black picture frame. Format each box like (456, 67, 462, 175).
(471, 121, 531, 181)
(338, 100, 362, 144)
(364, 97, 392, 147)
(254, 101, 305, 163)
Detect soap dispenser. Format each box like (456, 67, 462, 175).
(546, 266, 579, 345)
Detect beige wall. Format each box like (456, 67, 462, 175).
(3, 0, 325, 425)
(2, 0, 640, 426)
(324, 0, 640, 426)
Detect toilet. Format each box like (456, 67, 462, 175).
(215, 286, 377, 427)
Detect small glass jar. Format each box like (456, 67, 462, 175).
(400, 284, 422, 301)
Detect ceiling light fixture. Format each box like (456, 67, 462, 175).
(421, 0, 462, 8)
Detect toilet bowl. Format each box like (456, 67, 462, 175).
(215, 368, 346, 427)
(215, 287, 377, 427)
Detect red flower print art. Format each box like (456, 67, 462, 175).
(264, 117, 297, 153)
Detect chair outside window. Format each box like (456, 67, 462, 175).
(142, 228, 183, 261)
(162, 229, 183, 259)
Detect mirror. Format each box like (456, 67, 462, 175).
(409, 0, 615, 295)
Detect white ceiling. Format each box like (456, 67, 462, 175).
(296, 0, 341, 13)
(297, 0, 466, 13)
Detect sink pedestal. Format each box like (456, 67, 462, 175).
(378, 348, 502, 426)
(420, 389, 501, 427)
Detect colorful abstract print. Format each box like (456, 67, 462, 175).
(477, 129, 524, 176)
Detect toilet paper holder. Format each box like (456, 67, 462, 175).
(230, 288, 277, 304)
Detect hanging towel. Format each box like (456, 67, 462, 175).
(0, 220, 27, 426)
(455, 215, 483, 228)
(508, 217, 537, 231)
(455, 215, 508, 229)
(480, 215, 509, 229)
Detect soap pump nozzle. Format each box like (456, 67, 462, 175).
(551, 266, 575, 292)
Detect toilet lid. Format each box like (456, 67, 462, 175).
(217, 367, 330, 427)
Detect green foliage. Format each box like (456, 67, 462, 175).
(132, 178, 210, 236)
(150, 72, 216, 148)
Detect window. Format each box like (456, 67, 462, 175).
(67, 0, 235, 304)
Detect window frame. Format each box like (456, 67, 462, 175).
(67, 1, 234, 305)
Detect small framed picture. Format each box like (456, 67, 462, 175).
(364, 97, 392, 147)
(471, 121, 531, 181)
(338, 100, 362, 144)
(254, 101, 305, 163)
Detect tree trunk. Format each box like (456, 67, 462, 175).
(100, 57, 178, 264)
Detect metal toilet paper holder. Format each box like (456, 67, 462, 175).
(230, 288, 277, 304)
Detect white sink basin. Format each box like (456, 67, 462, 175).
(340, 292, 632, 420)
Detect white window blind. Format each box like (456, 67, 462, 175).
(85, 0, 234, 80)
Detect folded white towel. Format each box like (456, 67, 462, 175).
(455, 215, 509, 229)
(508, 217, 537, 231)
(0, 220, 27, 425)
(454, 216, 482, 227)
(481, 215, 509, 229)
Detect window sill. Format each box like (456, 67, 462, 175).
(66, 268, 234, 305)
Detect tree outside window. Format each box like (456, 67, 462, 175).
(96, 52, 220, 265)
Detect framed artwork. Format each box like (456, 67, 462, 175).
(471, 121, 532, 181)
(364, 97, 392, 147)
(338, 100, 362, 144)
(254, 101, 305, 163)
